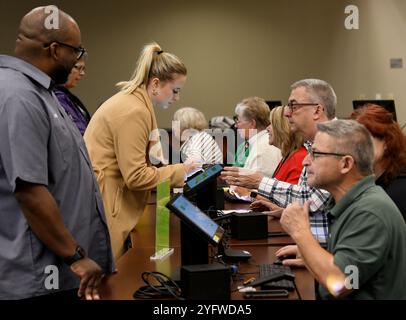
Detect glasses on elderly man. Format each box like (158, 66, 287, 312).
(43, 41, 87, 60)
(307, 147, 348, 161)
(285, 102, 319, 113)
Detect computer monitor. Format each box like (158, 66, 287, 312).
(352, 100, 397, 122)
(166, 194, 225, 265)
(184, 164, 223, 212)
(265, 100, 283, 111)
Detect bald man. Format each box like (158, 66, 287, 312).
(0, 7, 114, 300)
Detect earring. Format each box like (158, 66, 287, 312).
(153, 90, 158, 96)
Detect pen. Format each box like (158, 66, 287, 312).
(243, 277, 255, 285)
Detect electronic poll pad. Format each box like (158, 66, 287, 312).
(183, 164, 223, 194)
(166, 194, 225, 246)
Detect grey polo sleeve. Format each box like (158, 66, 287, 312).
(0, 95, 49, 192)
(332, 211, 388, 287)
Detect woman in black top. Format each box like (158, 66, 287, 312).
(351, 104, 406, 222)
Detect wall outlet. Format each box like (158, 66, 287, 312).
(390, 58, 403, 69)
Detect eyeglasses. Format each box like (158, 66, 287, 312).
(233, 115, 244, 124)
(73, 64, 86, 73)
(307, 147, 348, 160)
(233, 116, 252, 126)
(44, 41, 87, 60)
(285, 102, 319, 113)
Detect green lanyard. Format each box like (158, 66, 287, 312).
(234, 140, 250, 167)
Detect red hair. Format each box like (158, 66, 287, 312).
(350, 104, 406, 184)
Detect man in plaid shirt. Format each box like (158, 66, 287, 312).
(221, 79, 337, 244)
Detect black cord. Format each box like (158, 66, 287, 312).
(293, 280, 302, 300)
(206, 206, 219, 219)
(133, 271, 184, 300)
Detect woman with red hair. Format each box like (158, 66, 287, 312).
(351, 105, 406, 222)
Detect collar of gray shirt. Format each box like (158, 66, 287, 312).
(0, 55, 53, 90)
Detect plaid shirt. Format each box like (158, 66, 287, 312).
(258, 141, 330, 243)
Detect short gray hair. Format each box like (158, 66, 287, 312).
(291, 79, 336, 120)
(316, 120, 374, 176)
(234, 96, 270, 130)
(173, 107, 208, 132)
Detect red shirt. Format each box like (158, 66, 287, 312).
(273, 146, 307, 184)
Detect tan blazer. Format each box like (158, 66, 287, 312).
(84, 87, 185, 260)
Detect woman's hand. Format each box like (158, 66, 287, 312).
(250, 199, 283, 212)
(183, 156, 202, 174)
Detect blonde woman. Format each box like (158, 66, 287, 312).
(268, 106, 306, 184)
(249, 106, 307, 214)
(84, 42, 198, 260)
(173, 107, 223, 164)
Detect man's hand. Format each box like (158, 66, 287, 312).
(70, 258, 104, 300)
(275, 245, 305, 267)
(220, 167, 263, 189)
(280, 201, 311, 240)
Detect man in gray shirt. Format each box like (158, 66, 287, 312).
(0, 7, 114, 299)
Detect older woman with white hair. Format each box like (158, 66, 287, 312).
(233, 97, 282, 176)
(173, 107, 223, 164)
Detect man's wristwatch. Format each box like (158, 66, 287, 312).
(63, 245, 86, 266)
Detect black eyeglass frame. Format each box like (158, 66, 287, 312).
(233, 115, 253, 124)
(44, 41, 87, 60)
(285, 102, 319, 112)
(307, 148, 349, 160)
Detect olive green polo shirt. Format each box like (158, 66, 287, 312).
(319, 175, 406, 299)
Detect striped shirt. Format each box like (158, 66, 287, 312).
(180, 131, 223, 164)
(258, 141, 330, 243)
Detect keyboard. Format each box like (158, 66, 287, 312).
(259, 264, 295, 291)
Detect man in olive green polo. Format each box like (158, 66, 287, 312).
(280, 119, 406, 299)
